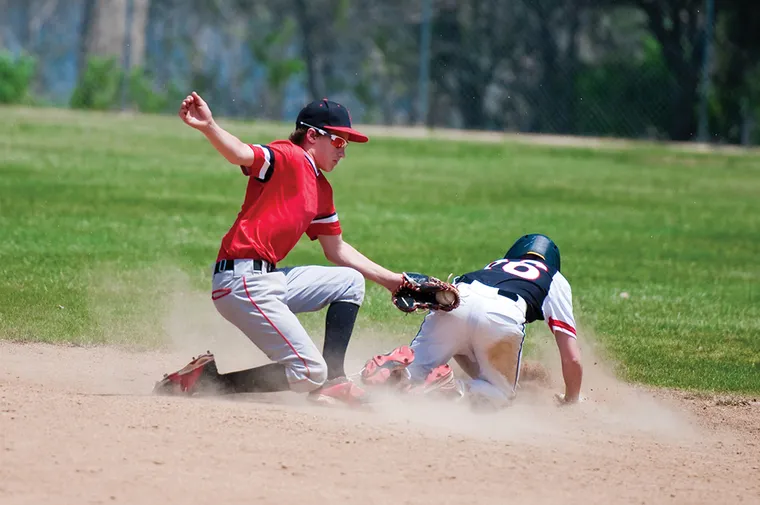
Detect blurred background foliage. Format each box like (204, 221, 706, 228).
(1, 0, 759, 144)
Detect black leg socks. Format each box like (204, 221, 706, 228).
(323, 302, 360, 380)
(221, 363, 291, 393)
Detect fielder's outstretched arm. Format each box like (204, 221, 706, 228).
(318, 234, 403, 292)
(554, 330, 583, 403)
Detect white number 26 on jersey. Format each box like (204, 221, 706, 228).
(485, 259, 549, 280)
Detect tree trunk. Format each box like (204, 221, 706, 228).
(87, 0, 126, 58)
(563, 4, 581, 135)
(293, 0, 323, 99)
(457, 77, 487, 129)
(18, 1, 31, 50)
(669, 70, 699, 140)
(77, 0, 97, 82)
(639, 1, 703, 141)
(537, 5, 560, 133)
(85, 0, 149, 67)
(130, 0, 150, 69)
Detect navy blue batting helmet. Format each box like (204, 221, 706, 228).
(504, 234, 561, 272)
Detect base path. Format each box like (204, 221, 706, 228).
(1, 341, 758, 505)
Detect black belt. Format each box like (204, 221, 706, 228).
(456, 277, 519, 302)
(213, 259, 275, 275)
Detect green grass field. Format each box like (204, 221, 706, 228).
(1, 106, 759, 393)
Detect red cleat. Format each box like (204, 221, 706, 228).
(410, 364, 464, 399)
(308, 377, 369, 406)
(360, 345, 415, 386)
(152, 353, 219, 396)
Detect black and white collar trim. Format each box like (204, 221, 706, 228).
(303, 153, 319, 176)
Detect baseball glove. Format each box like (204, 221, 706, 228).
(392, 272, 460, 313)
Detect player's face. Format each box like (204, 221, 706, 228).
(313, 131, 348, 172)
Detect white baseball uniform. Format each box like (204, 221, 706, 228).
(407, 258, 576, 404)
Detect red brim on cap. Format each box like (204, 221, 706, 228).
(324, 126, 369, 143)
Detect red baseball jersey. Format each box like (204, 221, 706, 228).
(216, 140, 341, 264)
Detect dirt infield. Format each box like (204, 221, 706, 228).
(1, 340, 758, 505)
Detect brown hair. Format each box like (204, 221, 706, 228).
(289, 127, 309, 146)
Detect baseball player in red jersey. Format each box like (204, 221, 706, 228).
(154, 92, 404, 405)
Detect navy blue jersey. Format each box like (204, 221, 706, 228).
(456, 259, 576, 337)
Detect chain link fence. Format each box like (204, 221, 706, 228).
(1, 0, 757, 145)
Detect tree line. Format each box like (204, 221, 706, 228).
(1, 0, 758, 144)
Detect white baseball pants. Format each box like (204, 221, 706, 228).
(211, 259, 364, 393)
(408, 280, 527, 404)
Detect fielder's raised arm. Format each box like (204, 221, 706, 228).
(178, 91, 254, 167)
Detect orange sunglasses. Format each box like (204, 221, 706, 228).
(300, 122, 348, 149)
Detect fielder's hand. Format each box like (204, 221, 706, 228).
(179, 91, 214, 131)
(391, 272, 460, 313)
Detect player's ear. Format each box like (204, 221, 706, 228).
(305, 128, 319, 144)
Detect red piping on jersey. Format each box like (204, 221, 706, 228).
(548, 318, 576, 336)
(242, 276, 311, 379)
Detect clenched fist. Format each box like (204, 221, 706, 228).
(179, 91, 214, 131)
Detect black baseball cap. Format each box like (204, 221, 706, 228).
(295, 99, 369, 143)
